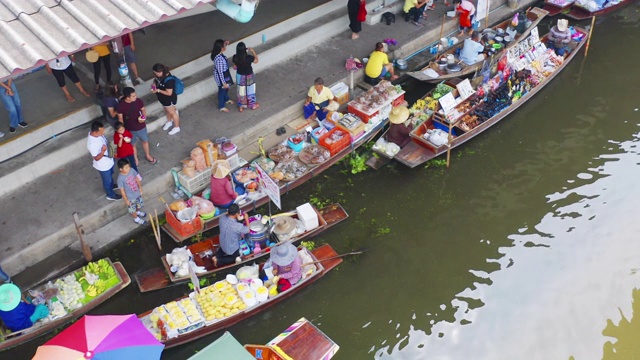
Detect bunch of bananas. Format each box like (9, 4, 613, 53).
(411, 99, 427, 111)
(86, 285, 98, 297)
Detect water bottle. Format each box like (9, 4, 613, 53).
(118, 62, 129, 77)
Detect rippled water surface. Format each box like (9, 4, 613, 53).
(7, 6, 640, 360)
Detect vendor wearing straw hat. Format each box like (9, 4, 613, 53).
(210, 159, 237, 209)
(0, 283, 49, 332)
(214, 203, 250, 268)
(385, 106, 413, 148)
(270, 242, 302, 285)
(548, 19, 572, 56)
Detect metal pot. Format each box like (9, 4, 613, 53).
(396, 58, 408, 71)
(482, 29, 497, 40)
(437, 60, 447, 70)
(446, 63, 462, 74)
(494, 36, 503, 43)
(503, 35, 513, 44)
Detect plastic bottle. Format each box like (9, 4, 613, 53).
(253, 242, 261, 254)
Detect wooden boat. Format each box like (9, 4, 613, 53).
(135, 203, 348, 292)
(138, 243, 344, 349)
(190, 317, 339, 360)
(395, 27, 588, 168)
(161, 120, 387, 243)
(407, 7, 549, 83)
(566, 0, 635, 20)
(542, 0, 576, 16)
(0, 259, 130, 351)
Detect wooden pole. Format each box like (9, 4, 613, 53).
(73, 212, 92, 262)
(584, 16, 596, 58)
(446, 121, 453, 168)
(436, 14, 446, 58)
(155, 209, 161, 250)
(485, 0, 490, 29)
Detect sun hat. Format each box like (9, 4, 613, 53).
(270, 242, 298, 266)
(0, 283, 21, 312)
(389, 106, 410, 124)
(212, 159, 231, 179)
(557, 19, 569, 32)
(272, 216, 296, 235)
(85, 49, 99, 63)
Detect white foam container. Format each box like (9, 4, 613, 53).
(296, 203, 319, 231)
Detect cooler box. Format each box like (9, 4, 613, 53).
(330, 82, 349, 106)
(296, 203, 319, 231)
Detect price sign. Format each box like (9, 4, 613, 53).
(456, 79, 475, 100)
(189, 263, 201, 294)
(530, 27, 540, 44)
(438, 92, 457, 114)
(255, 163, 281, 210)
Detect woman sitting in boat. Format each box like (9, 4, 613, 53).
(270, 242, 302, 286)
(303, 78, 338, 122)
(0, 283, 49, 332)
(459, 31, 487, 66)
(386, 106, 413, 148)
(547, 19, 572, 56)
(210, 159, 237, 209)
(365, 42, 400, 84)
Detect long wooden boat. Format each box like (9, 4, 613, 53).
(135, 203, 348, 293)
(138, 243, 343, 349)
(407, 7, 549, 83)
(566, 0, 635, 20)
(0, 259, 130, 351)
(395, 27, 588, 168)
(542, 0, 575, 16)
(161, 120, 387, 243)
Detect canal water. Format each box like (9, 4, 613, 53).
(8, 7, 640, 359)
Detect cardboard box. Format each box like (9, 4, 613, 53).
(330, 82, 349, 106)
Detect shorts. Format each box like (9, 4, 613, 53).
(52, 66, 80, 87)
(216, 247, 240, 267)
(380, 65, 388, 78)
(123, 45, 137, 63)
(127, 196, 144, 214)
(159, 99, 178, 107)
(130, 127, 149, 144)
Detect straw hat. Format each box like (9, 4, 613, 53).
(270, 242, 298, 266)
(557, 19, 569, 32)
(85, 50, 99, 63)
(0, 283, 21, 312)
(272, 216, 296, 235)
(389, 106, 410, 124)
(212, 159, 231, 179)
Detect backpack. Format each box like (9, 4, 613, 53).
(163, 75, 184, 95)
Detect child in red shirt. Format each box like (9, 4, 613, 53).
(114, 122, 139, 174)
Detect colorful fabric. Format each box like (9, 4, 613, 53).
(0, 302, 36, 332)
(210, 176, 236, 206)
(219, 215, 249, 255)
(126, 196, 144, 214)
(303, 101, 329, 120)
(114, 130, 134, 158)
(117, 169, 140, 200)
(274, 256, 302, 284)
(236, 73, 257, 108)
(29, 304, 49, 324)
(213, 54, 230, 87)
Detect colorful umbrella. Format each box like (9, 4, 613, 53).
(32, 314, 163, 360)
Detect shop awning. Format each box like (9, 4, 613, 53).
(0, 0, 214, 81)
(187, 332, 255, 360)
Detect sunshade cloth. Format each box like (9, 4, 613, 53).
(32, 314, 163, 360)
(187, 332, 254, 360)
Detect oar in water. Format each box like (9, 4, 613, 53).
(303, 248, 368, 266)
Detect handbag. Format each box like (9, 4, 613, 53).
(357, 1, 367, 22)
(223, 68, 234, 86)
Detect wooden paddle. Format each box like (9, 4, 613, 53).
(303, 248, 368, 266)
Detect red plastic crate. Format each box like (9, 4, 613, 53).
(392, 93, 406, 107)
(319, 128, 352, 156)
(165, 209, 204, 238)
(347, 104, 378, 124)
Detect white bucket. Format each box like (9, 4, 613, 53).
(241, 291, 257, 306)
(446, 54, 455, 64)
(256, 286, 269, 302)
(440, 37, 448, 48)
(249, 278, 263, 291)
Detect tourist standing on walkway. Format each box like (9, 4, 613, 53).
(0, 264, 11, 284)
(87, 121, 121, 201)
(117, 87, 157, 165)
(117, 158, 147, 225)
(114, 122, 138, 173)
(46, 55, 91, 103)
(121, 32, 144, 85)
(152, 63, 181, 135)
(102, 81, 121, 129)
(90, 42, 112, 93)
(211, 39, 234, 113)
(0, 78, 28, 136)
(453, 0, 475, 37)
(347, 0, 367, 40)
(232, 42, 259, 112)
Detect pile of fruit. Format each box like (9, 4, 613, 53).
(194, 280, 247, 323)
(55, 274, 84, 310)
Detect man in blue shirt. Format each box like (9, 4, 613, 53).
(214, 204, 250, 267)
(459, 31, 486, 66)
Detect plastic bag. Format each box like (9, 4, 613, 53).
(181, 159, 196, 178)
(190, 147, 207, 172)
(196, 139, 215, 166)
(169, 200, 187, 212)
(236, 263, 259, 281)
(190, 195, 215, 215)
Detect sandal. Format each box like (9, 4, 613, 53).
(238, 106, 244, 113)
(220, 108, 229, 113)
(136, 210, 147, 218)
(147, 157, 158, 165)
(134, 217, 146, 225)
(251, 103, 260, 110)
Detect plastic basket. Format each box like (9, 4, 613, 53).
(177, 167, 212, 194)
(165, 209, 204, 238)
(319, 128, 352, 156)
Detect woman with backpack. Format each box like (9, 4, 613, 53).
(232, 42, 259, 112)
(152, 63, 181, 135)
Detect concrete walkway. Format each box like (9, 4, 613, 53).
(0, 0, 536, 284)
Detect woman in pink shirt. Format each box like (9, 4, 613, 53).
(271, 242, 302, 285)
(210, 160, 237, 209)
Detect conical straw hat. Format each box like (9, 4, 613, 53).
(212, 159, 231, 179)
